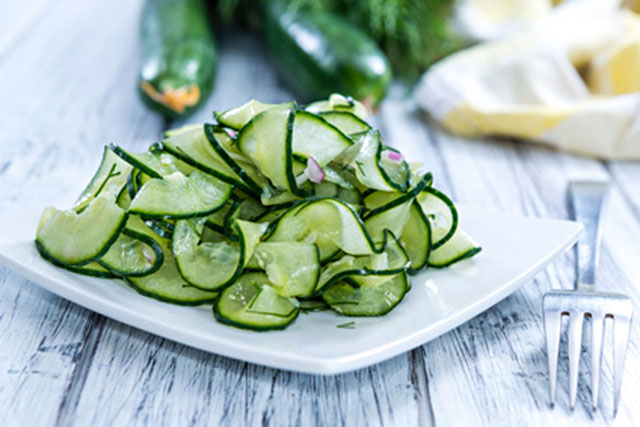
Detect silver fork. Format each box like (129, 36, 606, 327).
(543, 180, 633, 414)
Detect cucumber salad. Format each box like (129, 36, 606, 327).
(35, 94, 481, 331)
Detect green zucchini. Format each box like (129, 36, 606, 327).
(262, 1, 391, 108)
(138, 0, 217, 117)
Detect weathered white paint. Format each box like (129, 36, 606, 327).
(0, 1, 638, 426)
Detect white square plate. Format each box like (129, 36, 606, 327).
(0, 208, 581, 374)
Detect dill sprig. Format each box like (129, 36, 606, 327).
(336, 321, 356, 329)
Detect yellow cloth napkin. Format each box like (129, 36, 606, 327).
(415, 0, 640, 159)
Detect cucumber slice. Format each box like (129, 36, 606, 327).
(362, 173, 432, 242)
(363, 191, 400, 212)
(110, 144, 192, 179)
(380, 147, 410, 190)
(298, 298, 329, 312)
(215, 99, 281, 129)
(230, 197, 267, 221)
(246, 242, 320, 297)
(36, 194, 128, 266)
(347, 130, 409, 192)
(323, 164, 356, 190)
(238, 105, 299, 194)
(224, 196, 267, 239)
(260, 184, 301, 206)
(205, 197, 235, 233)
(416, 187, 458, 250)
(400, 201, 431, 274)
(315, 233, 408, 293)
(318, 111, 371, 135)
(266, 197, 377, 259)
(336, 187, 362, 212)
(126, 169, 142, 201)
(204, 124, 266, 193)
(253, 203, 293, 224)
(313, 182, 339, 197)
(164, 123, 201, 138)
(291, 110, 352, 167)
(129, 170, 232, 219)
(98, 216, 164, 277)
(322, 272, 409, 317)
(126, 236, 218, 305)
(305, 94, 368, 119)
(145, 218, 174, 239)
(117, 180, 133, 209)
(172, 218, 265, 291)
(34, 243, 116, 279)
(428, 227, 481, 268)
(360, 172, 432, 213)
(74, 146, 133, 212)
(211, 127, 248, 160)
(364, 199, 413, 244)
(214, 273, 299, 331)
(160, 124, 261, 196)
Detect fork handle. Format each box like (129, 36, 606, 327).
(569, 181, 609, 291)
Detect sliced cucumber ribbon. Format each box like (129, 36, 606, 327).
(35, 94, 480, 330)
(36, 192, 128, 266)
(172, 217, 266, 291)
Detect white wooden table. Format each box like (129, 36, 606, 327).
(1, 1, 638, 426)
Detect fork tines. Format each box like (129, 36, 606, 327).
(543, 290, 632, 413)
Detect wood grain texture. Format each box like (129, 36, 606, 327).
(1, 1, 640, 426)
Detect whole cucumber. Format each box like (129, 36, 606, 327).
(262, 1, 392, 109)
(138, 0, 217, 118)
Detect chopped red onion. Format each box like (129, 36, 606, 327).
(305, 157, 324, 184)
(384, 151, 403, 163)
(142, 245, 155, 264)
(226, 129, 237, 139)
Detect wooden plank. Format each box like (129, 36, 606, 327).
(70, 322, 424, 426)
(0, 268, 94, 425)
(0, 0, 164, 425)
